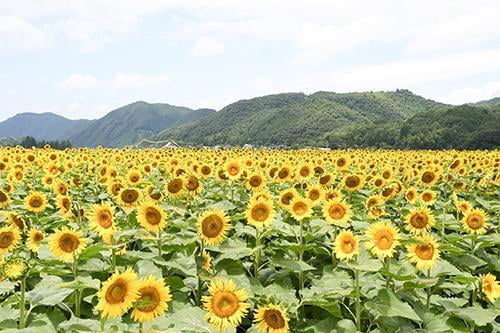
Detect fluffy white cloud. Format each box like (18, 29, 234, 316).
(112, 73, 169, 89)
(0, 16, 47, 51)
(438, 81, 500, 105)
(191, 36, 225, 56)
(55, 74, 100, 90)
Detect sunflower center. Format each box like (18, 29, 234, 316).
(121, 189, 139, 203)
(251, 204, 269, 222)
(484, 281, 492, 293)
(105, 279, 128, 304)
(345, 176, 360, 188)
(281, 193, 293, 205)
(12, 215, 24, 230)
(58, 234, 80, 253)
(186, 177, 200, 191)
(309, 190, 320, 201)
(293, 202, 308, 216)
(201, 166, 211, 175)
(374, 230, 393, 250)
(29, 196, 43, 208)
(201, 215, 224, 238)
(407, 191, 415, 200)
(422, 193, 433, 202)
(422, 172, 435, 184)
(329, 204, 345, 220)
(263, 309, 286, 329)
(130, 174, 140, 182)
(0, 232, 14, 248)
(466, 214, 484, 229)
(410, 213, 428, 229)
(167, 180, 182, 193)
(145, 207, 162, 225)
(278, 169, 289, 179)
(249, 176, 262, 187)
(62, 198, 71, 211)
(415, 244, 434, 260)
(212, 291, 239, 318)
(341, 238, 356, 253)
(136, 286, 160, 312)
(228, 165, 239, 176)
(33, 232, 44, 242)
(300, 167, 310, 177)
(319, 175, 331, 185)
(98, 210, 113, 228)
(0, 191, 7, 202)
(337, 158, 346, 167)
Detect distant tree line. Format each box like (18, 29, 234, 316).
(17, 136, 73, 150)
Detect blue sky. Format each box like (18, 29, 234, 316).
(1, 0, 500, 121)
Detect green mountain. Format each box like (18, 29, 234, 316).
(0, 112, 90, 141)
(68, 102, 215, 148)
(327, 104, 500, 149)
(146, 89, 448, 147)
(473, 97, 500, 107)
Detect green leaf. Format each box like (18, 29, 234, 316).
(0, 306, 18, 322)
(271, 258, 316, 273)
(135, 260, 163, 279)
(58, 275, 100, 291)
(0, 280, 15, 296)
(448, 305, 499, 327)
(26, 276, 74, 306)
(365, 289, 421, 322)
(57, 317, 100, 332)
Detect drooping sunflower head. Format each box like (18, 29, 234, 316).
(278, 188, 297, 209)
(88, 202, 117, 236)
(322, 199, 351, 227)
(334, 230, 360, 261)
(288, 197, 312, 221)
(24, 191, 47, 213)
(202, 250, 213, 271)
(323, 188, 343, 202)
(407, 234, 440, 271)
(365, 195, 383, 210)
(27, 228, 45, 253)
(343, 174, 364, 191)
(118, 188, 142, 211)
(480, 273, 499, 303)
(53, 181, 68, 196)
(184, 174, 204, 195)
(49, 228, 88, 262)
(0, 226, 21, 255)
(369, 207, 386, 219)
(137, 201, 167, 233)
(197, 209, 231, 246)
(246, 197, 276, 230)
(131, 275, 172, 323)
(365, 221, 400, 259)
(0, 190, 11, 208)
(202, 279, 249, 330)
(96, 268, 140, 318)
(4, 211, 26, 232)
(254, 303, 290, 333)
(455, 200, 472, 214)
(462, 209, 488, 235)
(405, 207, 435, 235)
(56, 195, 73, 219)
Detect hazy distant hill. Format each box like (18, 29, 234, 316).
(473, 97, 500, 107)
(0, 112, 90, 141)
(67, 102, 215, 148)
(147, 89, 449, 147)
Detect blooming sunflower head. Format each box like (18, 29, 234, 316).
(407, 234, 440, 271)
(96, 268, 140, 318)
(254, 303, 290, 333)
(131, 275, 172, 323)
(405, 207, 435, 235)
(202, 279, 249, 330)
(0, 190, 11, 208)
(118, 188, 142, 211)
(246, 197, 276, 230)
(137, 201, 167, 233)
(322, 199, 351, 227)
(88, 202, 117, 237)
(0, 226, 21, 255)
(49, 228, 88, 262)
(334, 230, 360, 261)
(365, 221, 400, 259)
(27, 228, 45, 253)
(24, 191, 47, 213)
(288, 197, 312, 221)
(480, 273, 499, 303)
(197, 209, 231, 246)
(462, 209, 488, 235)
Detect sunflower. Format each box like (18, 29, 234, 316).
(462, 209, 488, 234)
(202, 279, 249, 330)
(365, 222, 400, 258)
(407, 234, 440, 271)
(118, 188, 142, 211)
(246, 173, 266, 192)
(185, 174, 204, 195)
(481, 273, 499, 303)
(56, 195, 73, 218)
(96, 268, 140, 318)
(254, 303, 290, 333)
(225, 160, 242, 180)
(0, 226, 21, 255)
(53, 181, 68, 196)
(49, 228, 88, 262)
(27, 228, 45, 252)
(420, 190, 436, 205)
(288, 197, 312, 221)
(322, 199, 351, 227)
(405, 207, 435, 235)
(0, 190, 11, 208)
(455, 200, 472, 214)
(202, 250, 213, 271)
(420, 170, 438, 186)
(131, 275, 172, 323)
(278, 189, 297, 209)
(4, 211, 26, 232)
(334, 230, 359, 261)
(335, 155, 350, 170)
(365, 195, 382, 210)
(197, 209, 231, 245)
(88, 202, 117, 237)
(137, 201, 167, 233)
(369, 207, 386, 219)
(246, 198, 276, 229)
(165, 178, 184, 198)
(307, 185, 323, 205)
(127, 169, 142, 185)
(297, 163, 313, 180)
(323, 188, 343, 201)
(2, 259, 25, 279)
(405, 187, 418, 202)
(343, 174, 364, 191)
(24, 191, 47, 213)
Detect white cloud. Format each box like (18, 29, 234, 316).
(437, 81, 500, 105)
(55, 74, 100, 90)
(191, 36, 225, 56)
(112, 73, 169, 89)
(0, 16, 47, 51)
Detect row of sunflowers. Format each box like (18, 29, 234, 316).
(0, 146, 498, 332)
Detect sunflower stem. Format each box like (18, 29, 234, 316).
(298, 220, 305, 320)
(19, 277, 26, 329)
(100, 317, 106, 332)
(254, 228, 261, 279)
(385, 257, 391, 290)
(354, 268, 361, 332)
(111, 234, 116, 271)
(331, 226, 338, 268)
(426, 269, 432, 311)
(157, 231, 162, 258)
(72, 256, 81, 317)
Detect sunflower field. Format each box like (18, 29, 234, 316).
(0, 146, 498, 333)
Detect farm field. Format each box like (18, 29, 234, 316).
(0, 146, 498, 332)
